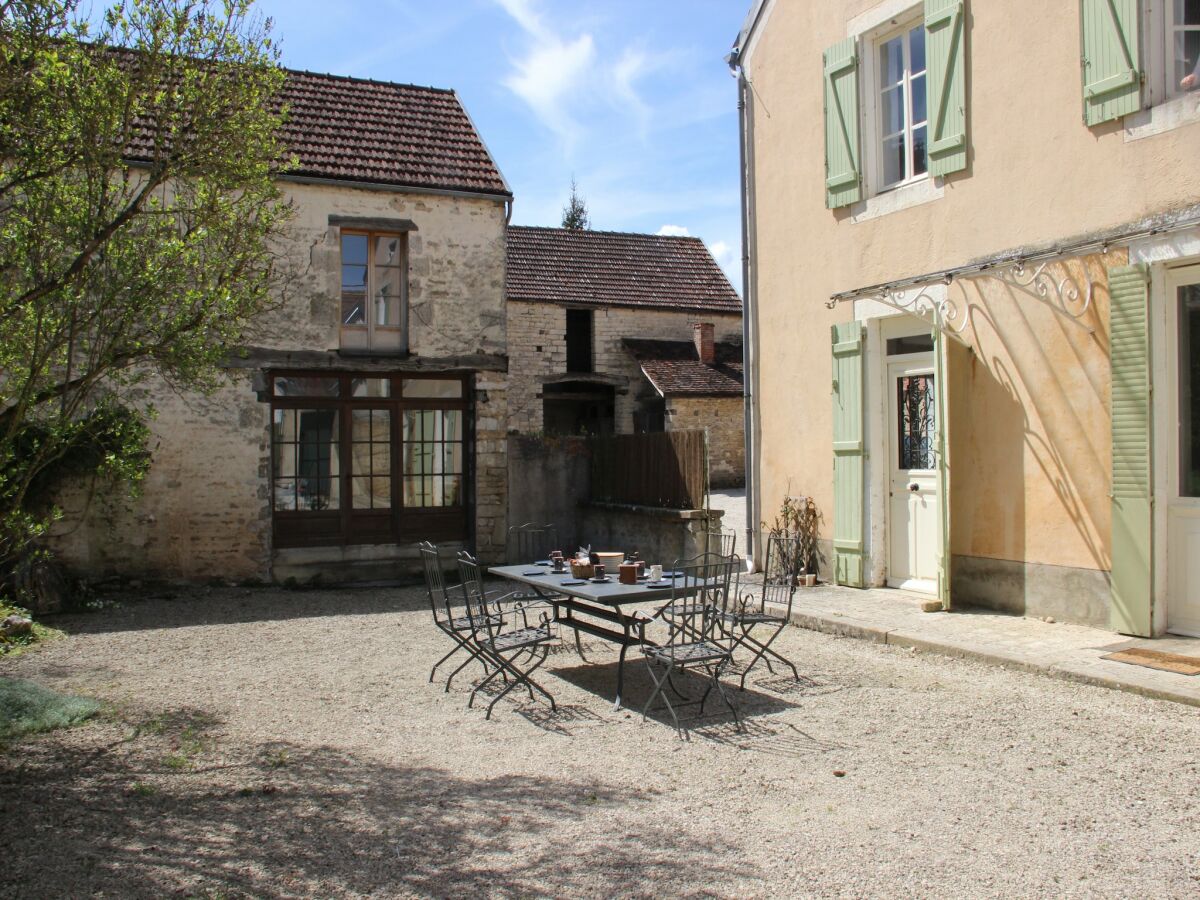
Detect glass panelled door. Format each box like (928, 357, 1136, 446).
(1167, 264, 1200, 636)
(888, 358, 940, 591)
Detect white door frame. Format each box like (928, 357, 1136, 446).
(860, 309, 945, 592)
(1159, 262, 1200, 636)
(886, 355, 939, 592)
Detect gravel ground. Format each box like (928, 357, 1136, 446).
(2, 582, 1199, 898)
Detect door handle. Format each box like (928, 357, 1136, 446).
(908, 482, 920, 492)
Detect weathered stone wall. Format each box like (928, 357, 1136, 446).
(507, 300, 741, 434)
(46, 180, 509, 582)
(665, 396, 746, 488)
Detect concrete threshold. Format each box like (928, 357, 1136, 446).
(763, 584, 1200, 710)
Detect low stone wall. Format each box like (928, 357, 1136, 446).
(580, 503, 724, 569)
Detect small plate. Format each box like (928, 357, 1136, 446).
(521, 570, 546, 576)
(559, 579, 587, 586)
(644, 581, 672, 589)
(589, 576, 611, 583)
(535, 560, 552, 566)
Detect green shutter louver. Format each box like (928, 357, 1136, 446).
(1080, 0, 1141, 126)
(823, 37, 862, 209)
(1109, 263, 1153, 636)
(832, 321, 865, 586)
(925, 0, 968, 177)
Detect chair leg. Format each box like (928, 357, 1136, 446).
(711, 661, 742, 730)
(444, 642, 489, 693)
(485, 647, 554, 719)
(738, 623, 797, 690)
(429, 640, 462, 684)
(468, 653, 506, 708)
(642, 659, 684, 740)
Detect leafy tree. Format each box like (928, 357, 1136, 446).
(561, 176, 589, 231)
(0, 0, 292, 574)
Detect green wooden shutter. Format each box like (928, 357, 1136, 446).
(832, 321, 865, 586)
(925, 0, 967, 177)
(1109, 263, 1153, 636)
(1080, 0, 1141, 126)
(823, 37, 862, 209)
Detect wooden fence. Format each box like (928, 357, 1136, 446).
(588, 430, 709, 509)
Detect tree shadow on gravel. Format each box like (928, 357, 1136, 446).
(0, 723, 757, 897)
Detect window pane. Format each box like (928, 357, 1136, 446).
(882, 133, 905, 186)
(1177, 0, 1200, 27)
(881, 85, 905, 135)
(374, 234, 402, 266)
(372, 477, 392, 509)
(909, 24, 926, 74)
(341, 233, 368, 266)
(1179, 285, 1200, 496)
(342, 295, 366, 327)
(1177, 31, 1200, 86)
(913, 125, 928, 176)
(273, 408, 339, 511)
(443, 443, 463, 475)
(897, 375, 936, 470)
(879, 35, 904, 85)
(444, 409, 463, 441)
(376, 266, 402, 326)
(444, 475, 462, 507)
(402, 379, 464, 399)
(274, 376, 340, 398)
(351, 378, 391, 398)
(911, 74, 927, 125)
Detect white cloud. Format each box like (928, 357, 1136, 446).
(707, 239, 741, 289)
(656, 224, 691, 237)
(494, 1, 655, 150)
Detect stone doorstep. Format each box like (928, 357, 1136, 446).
(762, 586, 1200, 710)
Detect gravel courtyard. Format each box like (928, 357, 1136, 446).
(2, 583, 1198, 898)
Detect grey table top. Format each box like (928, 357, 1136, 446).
(487, 563, 680, 607)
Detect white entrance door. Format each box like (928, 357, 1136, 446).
(888, 358, 939, 592)
(1166, 264, 1200, 637)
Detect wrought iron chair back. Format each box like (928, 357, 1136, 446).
(661, 552, 739, 650)
(456, 551, 503, 645)
(761, 534, 802, 618)
(420, 540, 455, 626)
(421, 541, 496, 691)
(720, 533, 805, 689)
(702, 528, 736, 560)
(507, 523, 559, 563)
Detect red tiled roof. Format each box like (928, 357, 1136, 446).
(278, 70, 509, 196)
(623, 338, 744, 397)
(122, 60, 509, 197)
(506, 226, 743, 314)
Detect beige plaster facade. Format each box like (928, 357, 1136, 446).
(49, 180, 511, 582)
(738, 0, 1200, 630)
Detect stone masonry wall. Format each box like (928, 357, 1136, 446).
(665, 395, 746, 488)
(507, 300, 742, 434)
(47, 181, 509, 582)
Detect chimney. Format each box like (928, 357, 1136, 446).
(693, 322, 715, 364)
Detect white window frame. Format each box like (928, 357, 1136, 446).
(861, 10, 929, 197)
(1144, 0, 1200, 106)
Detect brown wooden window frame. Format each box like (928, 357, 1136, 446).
(270, 372, 471, 549)
(339, 229, 409, 353)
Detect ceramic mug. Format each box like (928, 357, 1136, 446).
(594, 564, 606, 580)
(649, 564, 663, 582)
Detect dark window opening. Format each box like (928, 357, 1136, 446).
(566, 309, 594, 373)
(543, 381, 613, 435)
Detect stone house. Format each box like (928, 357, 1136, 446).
(731, 0, 1200, 635)
(505, 226, 745, 484)
(50, 69, 513, 583)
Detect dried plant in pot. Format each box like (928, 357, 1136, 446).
(762, 493, 824, 585)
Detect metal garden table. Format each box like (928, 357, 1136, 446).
(487, 563, 680, 710)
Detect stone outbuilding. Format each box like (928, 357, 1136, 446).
(505, 226, 745, 484)
(50, 69, 514, 583)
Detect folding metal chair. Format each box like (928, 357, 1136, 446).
(420, 541, 501, 691)
(703, 528, 736, 559)
(457, 551, 558, 719)
(641, 553, 741, 739)
(724, 534, 803, 689)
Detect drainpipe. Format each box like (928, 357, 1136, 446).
(727, 46, 758, 574)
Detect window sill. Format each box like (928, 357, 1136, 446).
(849, 177, 944, 224)
(1124, 92, 1200, 142)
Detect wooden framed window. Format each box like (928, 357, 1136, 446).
(340, 230, 408, 352)
(269, 372, 469, 548)
(1168, 0, 1200, 98)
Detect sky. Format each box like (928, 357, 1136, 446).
(243, 0, 748, 292)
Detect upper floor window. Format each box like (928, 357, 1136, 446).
(1168, 0, 1200, 98)
(566, 308, 594, 373)
(340, 230, 407, 352)
(875, 21, 928, 190)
